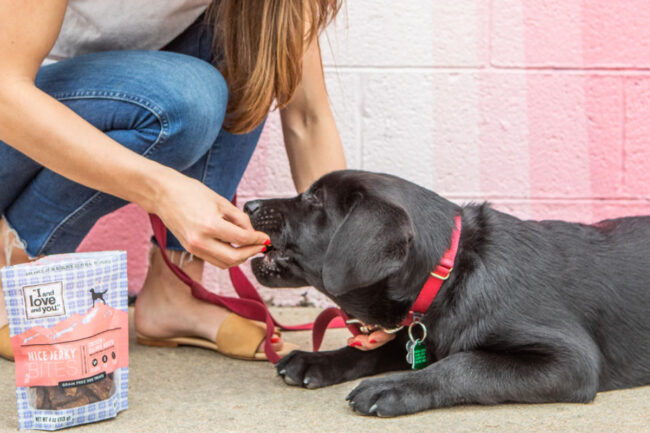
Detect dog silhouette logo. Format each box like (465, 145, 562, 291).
(89, 288, 108, 307)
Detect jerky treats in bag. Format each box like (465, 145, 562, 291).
(1, 251, 129, 430)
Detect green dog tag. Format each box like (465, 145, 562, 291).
(406, 339, 427, 370)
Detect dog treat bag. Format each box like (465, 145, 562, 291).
(1, 251, 129, 430)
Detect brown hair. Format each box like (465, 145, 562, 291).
(207, 0, 342, 134)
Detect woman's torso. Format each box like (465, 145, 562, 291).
(45, 0, 211, 65)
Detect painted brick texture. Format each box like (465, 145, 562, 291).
(79, 1, 650, 305)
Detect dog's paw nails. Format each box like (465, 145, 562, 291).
(277, 369, 286, 377)
(369, 404, 378, 415)
(345, 393, 352, 401)
(283, 376, 299, 386)
(303, 377, 310, 387)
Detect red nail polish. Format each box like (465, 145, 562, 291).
(261, 247, 267, 253)
(369, 339, 377, 344)
(350, 341, 362, 347)
(271, 336, 280, 343)
(264, 239, 271, 246)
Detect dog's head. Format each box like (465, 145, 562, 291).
(246, 170, 458, 326)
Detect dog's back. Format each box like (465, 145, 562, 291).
(583, 216, 650, 389)
(503, 213, 650, 390)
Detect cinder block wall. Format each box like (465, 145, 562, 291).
(79, 0, 650, 305)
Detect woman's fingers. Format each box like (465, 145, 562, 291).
(210, 220, 269, 247)
(216, 201, 269, 245)
(189, 237, 266, 269)
(221, 202, 255, 230)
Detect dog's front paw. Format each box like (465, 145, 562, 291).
(346, 374, 434, 417)
(276, 350, 347, 389)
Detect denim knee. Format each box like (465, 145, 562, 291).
(36, 50, 229, 172)
(143, 52, 229, 170)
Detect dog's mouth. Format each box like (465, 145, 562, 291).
(260, 246, 287, 270)
(252, 243, 295, 281)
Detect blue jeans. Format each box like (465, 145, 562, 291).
(0, 17, 263, 256)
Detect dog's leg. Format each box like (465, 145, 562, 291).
(346, 343, 600, 417)
(276, 336, 410, 389)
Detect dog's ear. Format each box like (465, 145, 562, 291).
(322, 193, 414, 295)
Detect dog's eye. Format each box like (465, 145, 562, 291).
(302, 192, 323, 207)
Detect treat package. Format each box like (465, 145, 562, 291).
(1, 251, 129, 430)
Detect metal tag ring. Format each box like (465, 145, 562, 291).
(408, 321, 427, 342)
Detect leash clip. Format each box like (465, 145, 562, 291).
(345, 318, 404, 335)
(345, 318, 375, 335)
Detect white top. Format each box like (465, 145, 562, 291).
(45, 0, 212, 65)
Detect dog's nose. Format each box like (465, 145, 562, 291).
(244, 200, 262, 215)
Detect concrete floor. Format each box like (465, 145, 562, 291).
(1, 307, 648, 433)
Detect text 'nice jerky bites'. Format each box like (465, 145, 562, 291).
(1, 251, 129, 431)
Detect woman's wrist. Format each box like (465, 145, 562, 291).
(133, 163, 184, 215)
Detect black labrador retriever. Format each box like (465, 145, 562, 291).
(244, 170, 650, 417)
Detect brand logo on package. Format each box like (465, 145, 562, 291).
(23, 282, 66, 319)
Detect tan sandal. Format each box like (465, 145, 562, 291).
(0, 324, 13, 361)
(136, 313, 298, 361)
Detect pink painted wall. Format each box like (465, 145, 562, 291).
(79, 0, 650, 304)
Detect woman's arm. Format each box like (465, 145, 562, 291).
(280, 40, 346, 193)
(0, 0, 267, 267)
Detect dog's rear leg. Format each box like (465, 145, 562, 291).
(276, 336, 410, 389)
(347, 342, 600, 417)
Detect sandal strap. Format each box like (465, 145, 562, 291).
(215, 314, 266, 359)
(0, 324, 14, 361)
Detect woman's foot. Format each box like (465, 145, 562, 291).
(0, 218, 32, 328)
(134, 246, 283, 354)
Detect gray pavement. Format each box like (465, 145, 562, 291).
(1, 307, 648, 432)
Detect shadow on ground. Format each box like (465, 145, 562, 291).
(1, 307, 648, 432)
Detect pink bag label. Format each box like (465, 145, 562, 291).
(12, 303, 128, 387)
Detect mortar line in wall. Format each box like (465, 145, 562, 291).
(239, 193, 650, 203)
(356, 73, 363, 169)
(487, 0, 494, 69)
(323, 65, 650, 76)
(358, 72, 365, 170)
(490, 65, 650, 73)
(443, 196, 650, 203)
(621, 76, 627, 192)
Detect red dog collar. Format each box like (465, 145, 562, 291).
(401, 214, 462, 326)
(311, 215, 462, 351)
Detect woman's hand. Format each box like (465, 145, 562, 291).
(153, 171, 270, 268)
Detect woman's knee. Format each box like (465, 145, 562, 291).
(40, 50, 229, 170)
(148, 52, 229, 169)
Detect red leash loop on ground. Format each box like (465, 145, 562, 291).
(311, 307, 361, 351)
(148, 213, 348, 364)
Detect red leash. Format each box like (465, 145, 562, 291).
(148, 214, 347, 363)
(149, 209, 461, 361)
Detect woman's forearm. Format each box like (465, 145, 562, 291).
(0, 80, 175, 213)
(282, 111, 346, 193)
